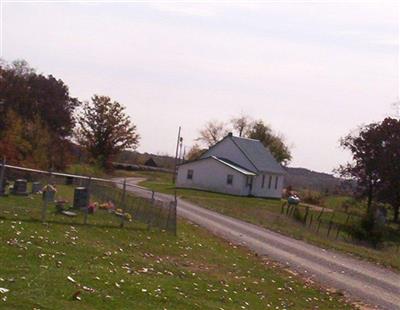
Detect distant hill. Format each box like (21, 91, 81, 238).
(284, 167, 355, 194)
(116, 151, 354, 194)
(115, 150, 176, 169)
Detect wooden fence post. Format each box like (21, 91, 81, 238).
(327, 220, 333, 237)
(318, 207, 325, 220)
(317, 219, 322, 233)
(335, 224, 341, 239)
(281, 202, 286, 214)
(303, 206, 309, 225)
(309, 214, 313, 228)
(327, 212, 335, 237)
(119, 179, 127, 228)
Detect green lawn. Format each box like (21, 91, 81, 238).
(0, 184, 351, 309)
(130, 170, 400, 271)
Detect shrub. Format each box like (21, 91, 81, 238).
(292, 207, 303, 222)
(300, 190, 323, 205)
(65, 164, 106, 178)
(348, 212, 386, 248)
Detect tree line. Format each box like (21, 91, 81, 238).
(0, 60, 139, 170)
(189, 115, 292, 165)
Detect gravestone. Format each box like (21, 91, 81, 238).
(31, 182, 42, 194)
(12, 179, 28, 196)
(42, 185, 56, 203)
(73, 187, 89, 209)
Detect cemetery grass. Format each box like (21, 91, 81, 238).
(133, 171, 400, 271)
(0, 187, 352, 309)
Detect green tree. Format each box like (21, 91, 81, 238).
(338, 122, 383, 214)
(0, 110, 31, 165)
(374, 118, 400, 222)
(186, 144, 206, 161)
(77, 95, 140, 168)
(247, 120, 291, 165)
(338, 117, 400, 222)
(0, 59, 80, 169)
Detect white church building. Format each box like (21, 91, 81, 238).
(176, 133, 286, 198)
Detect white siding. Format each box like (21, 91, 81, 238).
(251, 173, 284, 198)
(201, 138, 256, 173)
(176, 158, 249, 196)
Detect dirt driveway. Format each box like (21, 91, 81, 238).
(121, 178, 400, 310)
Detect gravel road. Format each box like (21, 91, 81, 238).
(121, 178, 400, 309)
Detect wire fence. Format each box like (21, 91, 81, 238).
(0, 159, 177, 234)
(281, 202, 367, 242)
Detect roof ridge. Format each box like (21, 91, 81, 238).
(231, 135, 259, 142)
(229, 136, 259, 172)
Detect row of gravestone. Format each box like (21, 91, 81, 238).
(1, 179, 90, 209)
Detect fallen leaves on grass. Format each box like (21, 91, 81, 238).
(72, 290, 81, 301)
(67, 276, 76, 283)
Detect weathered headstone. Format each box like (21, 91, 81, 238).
(73, 187, 89, 209)
(42, 185, 56, 203)
(31, 182, 42, 194)
(12, 179, 28, 196)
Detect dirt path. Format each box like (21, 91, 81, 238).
(122, 178, 400, 310)
(300, 202, 333, 212)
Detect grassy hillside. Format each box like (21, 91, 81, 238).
(131, 171, 400, 271)
(0, 185, 351, 309)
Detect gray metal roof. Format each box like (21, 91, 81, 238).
(212, 156, 256, 176)
(230, 136, 286, 174)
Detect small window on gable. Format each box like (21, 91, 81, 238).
(227, 174, 233, 185)
(261, 175, 265, 188)
(187, 169, 193, 180)
(268, 175, 272, 189)
(275, 176, 279, 189)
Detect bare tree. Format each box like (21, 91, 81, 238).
(230, 114, 252, 137)
(196, 120, 228, 147)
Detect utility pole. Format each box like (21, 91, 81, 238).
(178, 138, 184, 163)
(172, 126, 181, 184)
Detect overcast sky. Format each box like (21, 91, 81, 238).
(2, 1, 399, 173)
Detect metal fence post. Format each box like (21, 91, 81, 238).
(84, 177, 91, 225)
(147, 190, 155, 231)
(41, 171, 52, 223)
(174, 198, 177, 236)
(0, 157, 6, 196)
(120, 179, 127, 228)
